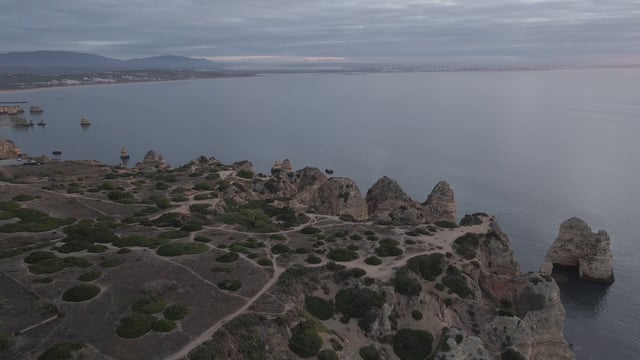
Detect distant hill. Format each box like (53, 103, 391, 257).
(0, 51, 220, 73)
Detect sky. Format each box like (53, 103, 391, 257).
(1, 0, 639, 66)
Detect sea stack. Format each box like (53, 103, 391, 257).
(0, 139, 21, 159)
(540, 217, 614, 284)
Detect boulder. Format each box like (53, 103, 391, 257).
(309, 177, 368, 221)
(540, 217, 614, 284)
(0, 139, 21, 159)
(423, 181, 457, 223)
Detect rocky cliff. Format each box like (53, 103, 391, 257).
(540, 217, 614, 284)
(423, 181, 457, 223)
(308, 177, 369, 221)
(0, 139, 21, 159)
(134, 150, 170, 171)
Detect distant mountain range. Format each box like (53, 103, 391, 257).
(0, 51, 221, 72)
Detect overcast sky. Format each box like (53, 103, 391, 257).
(1, 0, 639, 66)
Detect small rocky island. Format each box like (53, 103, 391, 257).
(541, 217, 614, 284)
(0, 144, 574, 360)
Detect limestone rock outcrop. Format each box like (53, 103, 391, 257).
(270, 159, 294, 175)
(423, 181, 457, 223)
(135, 150, 170, 171)
(0, 139, 21, 159)
(434, 328, 490, 360)
(540, 217, 614, 283)
(309, 177, 368, 221)
(365, 176, 412, 214)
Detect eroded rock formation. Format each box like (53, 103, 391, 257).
(423, 181, 457, 223)
(0, 139, 21, 159)
(540, 217, 614, 284)
(309, 177, 368, 221)
(134, 150, 170, 171)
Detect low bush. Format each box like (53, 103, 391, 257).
(442, 266, 474, 299)
(305, 296, 334, 320)
(37, 343, 84, 360)
(257, 258, 273, 266)
(164, 304, 189, 320)
(29, 256, 92, 274)
(364, 256, 382, 265)
(317, 349, 339, 360)
(406, 253, 446, 281)
(335, 287, 384, 318)
(237, 169, 254, 179)
(306, 255, 322, 264)
(288, 320, 323, 358)
(216, 252, 239, 263)
(156, 242, 209, 256)
(0, 334, 15, 351)
(78, 271, 101, 282)
(218, 279, 242, 291)
(100, 258, 124, 268)
(411, 310, 423, 320)
(194, 236, 211, 243)
(116, 313, 155, 338)
(0, 207, 75, 233)
(271, 244, 291, 254)
(359, 345, 380, 360)
(393, 269, 422, 296)
(12, 194, 38, 202)
(326, 248, 358, 262)
(501, 348, 526, 360)
(107, 190, 137, 204)
(435, 221, 458, 228)
(453, 233, 480, 260)
(152, 319, 176, 332)
(132, 296, 166, 314)
(300, 226, 322, 235)
(62, 284, 101, 302)
(392, 328, 433, 360)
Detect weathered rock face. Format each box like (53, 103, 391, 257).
(292, 167, 327, 203)
(365, 176, 412, 214)
(308, 177, 368, 221)
(135, 150, 170, 171)
(540, 217, 614, 284)
(0, 139, 21, 159)
(434, 328, 490, 360)
(271, 159, 293, 175)
(423, 181, 457, 223)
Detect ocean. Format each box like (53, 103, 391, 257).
(1, 69, 639, 359)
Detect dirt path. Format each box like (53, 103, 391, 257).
(164, 260, 286, 360)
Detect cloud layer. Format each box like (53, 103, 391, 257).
(1, 0, 638, 65)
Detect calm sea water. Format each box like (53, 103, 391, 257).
(1, 70, 639, 359)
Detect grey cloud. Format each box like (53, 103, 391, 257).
(0, 0, 638, 65)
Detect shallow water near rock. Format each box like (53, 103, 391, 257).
(1, 69, 639, 359)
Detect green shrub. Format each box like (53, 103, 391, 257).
(257, 258, 272, 266)
(220, 208, 281, 233)
(237, 169, 254, 179)
(300, 226, 322, 235)
(406, 253, 446, 281)
(132, 296, 166, 314)
(0, 207, 75, 233)
(435, 221, 458, 228)
(100, 258, 124, 268)
(87, 244, 108, 253)
(194, 236, 211, 243)
(411, 310, 423, 320)
(392, 328, 433, 360)
(24, 251, 56, 264)
(350, 234, 363, 240)
(288, 320, 323, 358)
(364, 256, 382, 265)
(107, 190, 136, 204)
(306, 255, 322, 264)
(164, 304, 189, 320)
(12, 194, 38, 202)
(29, 256, 92, 274)
(156, 242, 209, 256)
(62, 284, 101, 302)
(442, 268, 474, 299)
(359, 345, 380, 360)
(335, 288, 384, 318)
(326, 248, 358, 262)
(375, 244, 403, 257)
(393, 269, 422, 296)
(453, 233, 480, 260)
(116, 313, 155, 338)
(0, 334, 15, 351)
(305, 296, 334, 320)
(501, 348, 526, 360)
(78, 271, 101, 282)
(218, 279, 242, 291)
(460, 214, 483, 226)
(112, 235, 167, 249)
(318, 349, 339, 360)
(33, 277, 53, 284)
(271, 244, 291, 254)
(270, 234, 287, 241)
(216, 252, 239, 263)
(37, 343, 84, 360)
(152, 319, 176, 332)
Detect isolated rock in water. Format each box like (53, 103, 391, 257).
(0, 139, 21, 159)
(365, 176, 412, 214)
(135, 150, 170, 170)
(540, 217, 614, 284)
(310, 177, 368, 221)
(423, 181, 457, 223)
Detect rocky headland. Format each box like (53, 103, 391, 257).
(541, 217, 614, 284)
(0, 149, 574, 360)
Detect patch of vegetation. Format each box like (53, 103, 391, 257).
(216, 252, 239, 263)
(406, 253, 446, 281)
(393, 268, 422, 296)
(194, 236, 212, 243)
(257, 258, 272, 266)
(0, 207, 75, 233)
(156, 242, 209, 256)
(411, 310, 423, 320)
(375, 242, 403, 257)
(270, 234, 287, 241)
(100, 258, 124, 268)
(87, 244, 108, 253)
(37, 343, 84, 360)
(218, 279, 242, 291)
(237, 169, 254, 179)
(152, 318, 176, 332)
(28, 255, 92, 274)
(164, 304, 189, 320)
(365, 256, 382, 265)
(460, 214, 483, 226)
(300, 226, 322, 235)
(33, 277, 54, 284)
(350, 234, 363, 240)
(305, 296, 334, 320)
(132, 296, 166, 314)
(271, 243, 291, 254)
(452, 233, 480, 260)
(442, 265, 475, 299)
(306, 255, 322, 264)
(435, 221, 458, 228)
(24, 251, 56, 264)
(112, 235, 167, 249)
(63, 219, 118, 244)
(318, 349, 339, 360)
(392, 328, 433, 360)
(107, 190, 137, 204)
(116, 313, 155, 338)
(62, 284, 101, 302)
(501, 348, 526, 360)
(359, 345, 380, 360)
(12, 194, 38, 202)
(326, 248, 358, 262)
(335, 287, 384, 319)
(0, 334, 15, 351)
(78, 271, 101, 282)
(220, 208, 282, 233)
(288, 320, 323, 358)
